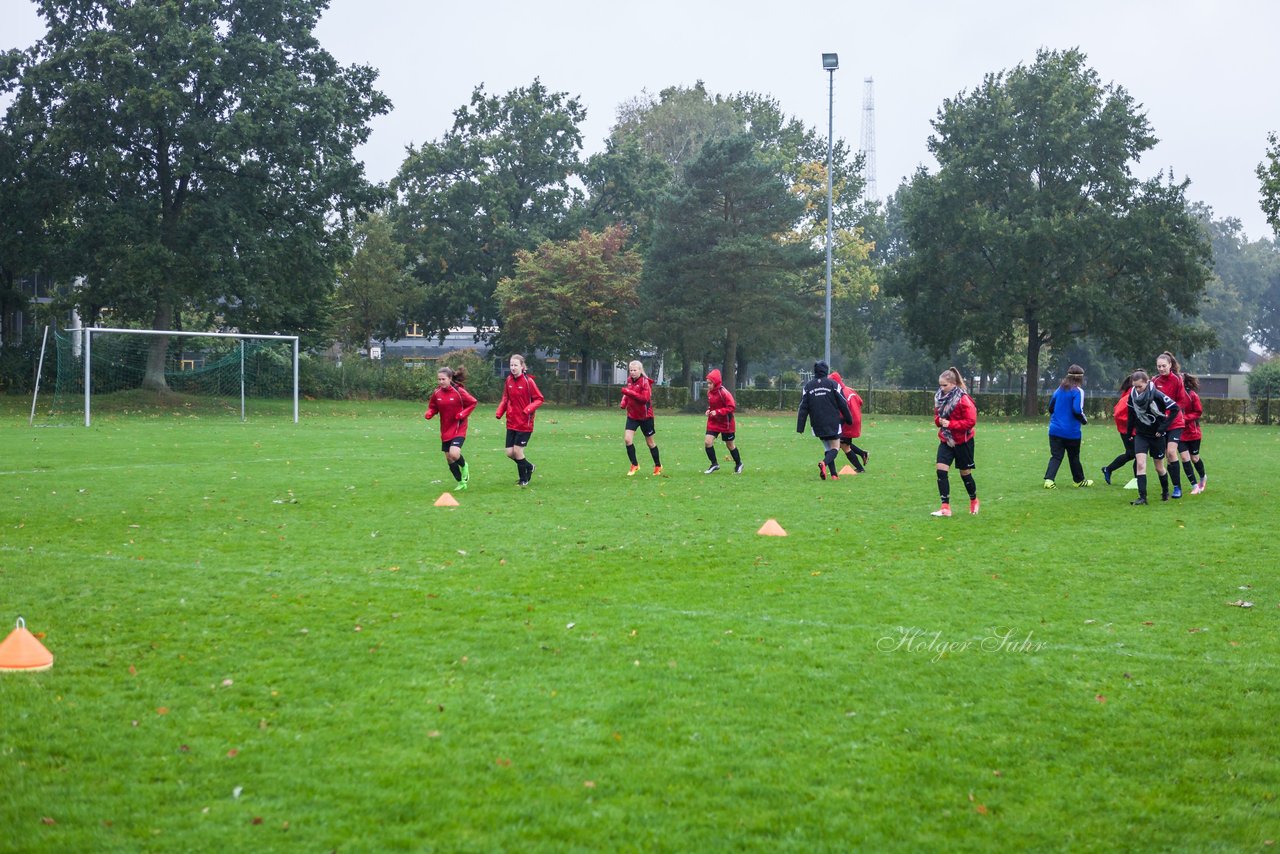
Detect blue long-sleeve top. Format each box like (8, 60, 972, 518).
(1047, 386, 1086, 440)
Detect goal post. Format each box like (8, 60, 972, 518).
(79, 327, 299, 426)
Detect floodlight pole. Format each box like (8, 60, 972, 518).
(823, 52, 839, 367)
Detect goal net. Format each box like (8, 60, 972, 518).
(34, 327, 299, 425)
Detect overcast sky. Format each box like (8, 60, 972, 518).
(5, 0, 1278, 240)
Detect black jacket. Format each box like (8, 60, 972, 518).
(797, 377, 852, 438)
(1126, 387, 1178, 438)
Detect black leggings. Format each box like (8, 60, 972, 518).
(1045, 435, 1084, 483)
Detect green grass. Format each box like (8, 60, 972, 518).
(2, 398, 1278, 852)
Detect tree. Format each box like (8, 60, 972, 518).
(599, 85, 864, 384)
(1260, 132, 1280, 237)
(643, 134, 819, 390)
(887, 48, 1214, 415)
(495, 225, 641, 403)
(334, 211, 414, 351)
(1185, 204, 1280, 373)
(392, 80, 585, 341)
(4, 0, 389, 391)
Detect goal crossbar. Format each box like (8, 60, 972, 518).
(82, 327, 299, 426)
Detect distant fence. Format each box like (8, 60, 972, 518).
(547, 382, 1275, 425)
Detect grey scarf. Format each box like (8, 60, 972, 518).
(935, 386, 964, 443)
(1130, 383, 1160, 428)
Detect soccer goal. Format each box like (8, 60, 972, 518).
(33, 327, 299, 426)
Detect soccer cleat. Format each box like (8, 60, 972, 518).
(517, 479, 529, 487)
(704, 464, 720, 474)
(1101, 466, 1112, 485)
(1131, 497, 1148, 506)
(861, 450, 869, 468)
(734, 463, 744, 474)
(627, 465, 639, 477)
(1171, 485, 1182, 499)
(969, 498, 980, 515)
(1075, 479, 1094, 488)
(1043, 479, 1056, 489)
(1199, 475, 1207, 491)
(453, 479, 468, 492)
(460, 462, 470, 485)
(1161, 493, 1170, 502)
(829, 470, 839, 481)
(1190, 482, 1203, 495)
(930, 504, 952, 517)
(817, 461, 827, 480)
(652, 465, 662, 476)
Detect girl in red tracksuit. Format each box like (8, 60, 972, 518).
(424, 365, 477, 491)
(829, 371, 868, 474)
(621, 359, 662, 476)
(932, 366, 978, 517)
(1180, 374, 1207, 493)
(1153, 351, 1192, 498)
(1100, 375, 1136, 485)
(495, 354, 544, 486)
(702, 368, 741, 474)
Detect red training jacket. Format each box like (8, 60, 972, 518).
(934, 392, 976, 444)
(496, 372, 544, 433)
(830, 372, 863, 440)
(1182, 390, 1203, 441)
(704, 370, 736, 433)
(1112, 390, 1131, 434)
(1153, 372, 1189, 431)
(620, 374, 655, 420)
(424, 384, 477, 442)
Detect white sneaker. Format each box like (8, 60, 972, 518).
(703, 464, 720, 474)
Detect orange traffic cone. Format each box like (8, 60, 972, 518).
(434, 492, 459, 507)
(0, 618, 53, 672)
(838, 465, 858, 476)
(756, 519, 788, 537)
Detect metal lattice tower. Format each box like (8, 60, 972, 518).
(859, 77, 878, 203)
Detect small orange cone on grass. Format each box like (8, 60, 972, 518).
(0, 618, 53, 673)
(839, 465, 858, 476)
(434, 493, 459, 507)
(757, 519, 787, 537)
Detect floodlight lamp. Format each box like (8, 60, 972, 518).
(822, 53, 839, 71)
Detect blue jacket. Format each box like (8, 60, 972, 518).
(1047, 386, 1086, 440)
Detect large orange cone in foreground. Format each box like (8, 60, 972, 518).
(757, 519, 788, 537)
(0, 618, 53, 672)
(434, 492, 460, 507)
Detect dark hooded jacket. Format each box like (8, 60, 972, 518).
(797, 362, 851, 438)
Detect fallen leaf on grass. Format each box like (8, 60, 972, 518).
(1226, 600, 1254, 608)
(1095, 694, 1107, 704)
(251, 817, 263, 825)
(583, 780, 596, 789)
(495, 757, 512, 767)
(227, 748, 239, 758)
(156, 707, 169, 715)
(41, 817, 56, 826)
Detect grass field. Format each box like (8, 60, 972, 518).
(2, 397, 1278, 851)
